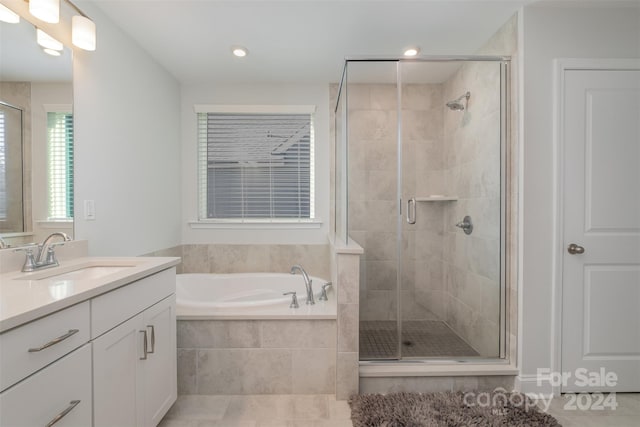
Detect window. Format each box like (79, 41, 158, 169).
(0, 110, 6, 221)
(47, 111, 74, 220)
(197, 106, 315, 222)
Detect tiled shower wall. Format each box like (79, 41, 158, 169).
(346, 83, 439, 323)
(439, 61, 502, 357)
(342, 68, 505, 356)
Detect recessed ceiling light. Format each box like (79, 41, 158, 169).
(403, 47, 420, 57)
(43, 48, 61, 56)
(232, 46, 248, 58)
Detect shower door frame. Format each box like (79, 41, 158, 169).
(343, 55, 512, 364)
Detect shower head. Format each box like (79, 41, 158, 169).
(446, 91, 471, 111)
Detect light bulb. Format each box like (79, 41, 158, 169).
(72, 15, 96, 51)
(43, 48, 61, 57)
(403, 47, 420, 57)
(232, 46, 248, 57)
(37, 29, 63, 51)
(0, 4, 20, 24)
(29, 0, 60, 24)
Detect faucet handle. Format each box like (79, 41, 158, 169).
(44, 247, 60, 266)
(319, 282, 332, 301)
(14, 247, 37, 272)
(283, 291, 299, 309)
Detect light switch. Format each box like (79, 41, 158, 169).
(84, 200, 96, 220)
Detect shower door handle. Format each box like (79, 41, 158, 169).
(407, 198, 416, 224)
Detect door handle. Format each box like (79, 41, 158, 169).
(146, 325, 155, 354)
(139, 330, 148, 360)
(567, 243, 585, 255)
(406, 198, 416, 224)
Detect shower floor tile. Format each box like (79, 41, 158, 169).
(359, 320, 480, 359)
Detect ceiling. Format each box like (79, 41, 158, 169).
(0, 18, 72, 82)
(88, 0, 531, 85)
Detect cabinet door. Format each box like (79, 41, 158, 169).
(0, 344, 92, 427)
(143, 295, 177, 427)
(93, 313, 145, 427)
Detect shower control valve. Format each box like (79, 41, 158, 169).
(455, 215, 473, 235)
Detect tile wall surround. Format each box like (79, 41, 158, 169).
(331, 238, 363, 400)
(177, 319, 336, 395)
(147, 244, 331, 280)
(150, 242, 362, 399)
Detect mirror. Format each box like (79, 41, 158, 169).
(0, 13, 73, 245)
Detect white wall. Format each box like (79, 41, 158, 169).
(180, 83, 330, 244)
(73, 3, 181, 256)
(519, 2, 640, 392)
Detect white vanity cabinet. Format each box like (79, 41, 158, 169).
(0, 344, 92, 427)
(0, 259, 178, 427)
(92, 268, 177, 427)
(0, 302, 92, 427)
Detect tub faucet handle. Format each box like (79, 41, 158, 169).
(319, 282, 332, 301)
(283, 291, 299, 309)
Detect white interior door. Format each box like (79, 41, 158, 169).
(561, 66, 640, 392)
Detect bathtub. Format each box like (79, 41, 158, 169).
(176, 273, 337, 319)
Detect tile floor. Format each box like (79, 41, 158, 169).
(539, 392, 640, 427)
(158, 394, 354, 427)
(159, 392, 639, 427)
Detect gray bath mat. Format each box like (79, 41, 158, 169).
(349, 391, 561, 426)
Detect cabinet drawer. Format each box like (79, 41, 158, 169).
(0, 343, 92, 427)
(92, 267, 175, 338)
(0, 301, 90, 392)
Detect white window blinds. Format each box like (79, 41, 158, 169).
(0, 111, 6, 220)
(47, 111, 74, 220)
(197, 110, 314, 221)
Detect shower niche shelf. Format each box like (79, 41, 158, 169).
(414, 196, 458, 202)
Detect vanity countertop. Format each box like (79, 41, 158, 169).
(0, 256, 180, 333)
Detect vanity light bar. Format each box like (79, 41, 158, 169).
(22, 0, 97, 51)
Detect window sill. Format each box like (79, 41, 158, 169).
(188, 219, 323, 230)
(35, 220, 74, 229)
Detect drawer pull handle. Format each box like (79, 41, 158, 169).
(147, 325, 155, 354)
(140, 330, 148, 360)
(28, 329, 79, 353)
(45, 400, 80, 427)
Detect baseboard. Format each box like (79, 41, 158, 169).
(515, 374, 554, 397)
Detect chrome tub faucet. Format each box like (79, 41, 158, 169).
(290, 264, 315, 305)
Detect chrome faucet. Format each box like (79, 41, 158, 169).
(290, 264, 314, 305)
(16, 232, 71, 272)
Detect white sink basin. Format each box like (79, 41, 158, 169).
(15, 260, 143, 281)
(42, 266, 134, 281)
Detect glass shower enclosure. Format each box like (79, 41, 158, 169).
(334, 57, 510, 361)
